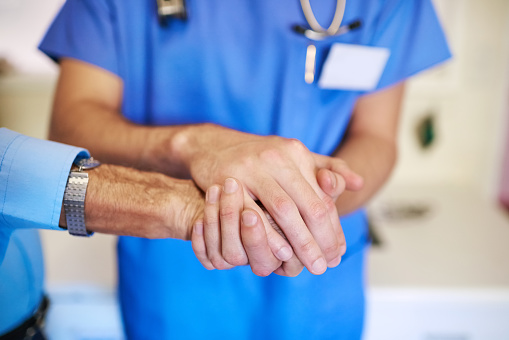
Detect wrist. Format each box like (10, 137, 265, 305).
(167, 123, 212, 174)
(142, 124, 206, 178)
(84, 164, 204, 240)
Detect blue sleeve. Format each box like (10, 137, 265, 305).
(0, 128, 89, 261)
(371, 0, 452, 91)
(38, 0, 120, 77)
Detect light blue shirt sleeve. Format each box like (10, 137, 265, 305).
(0, 128, 89, 262)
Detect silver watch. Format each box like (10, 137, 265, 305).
(63, 157, 101, 237)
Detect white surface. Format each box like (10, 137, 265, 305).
(45, 285, 124, 340)
(364, 186, 509, 339)
(367, 185, 509, 288)
(364, 288, 509, 340)
(318, 43, 390, 90)
(40, 231, 118, 288)
(0, 0, 63, 74)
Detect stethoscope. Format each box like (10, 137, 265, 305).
(294, 0, 361, 41)
(156, 0, 362, 83)
(294, 0, 362, 83)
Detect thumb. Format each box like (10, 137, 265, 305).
(313, 154, 364, 192)
(317, 168, 346, 201)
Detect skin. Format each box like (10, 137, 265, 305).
(50, 58, 363, 276)
(193, 83, 405, 276)
(59, 164, 205, 240)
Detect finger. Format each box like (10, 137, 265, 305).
(250, 204, 304, 277)
(243, 194, 294, 263)
(273, 256, 305, 277)
(248, 175, 328, 275)
(220, 178, 248, 266)
(204, 185, 234, 270)
(241, 209, 281, 276)
(316, 168, 346, 201)
(191, 220, 215, 270)
(271, 167, 342, 268)
(313, 154, 364, 191)
(303, 168, 347, 260)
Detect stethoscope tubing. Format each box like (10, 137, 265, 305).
(299, 0, 346, 37)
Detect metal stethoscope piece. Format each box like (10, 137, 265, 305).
(295, 0, 362, 83)
(297, 0, 346, 40)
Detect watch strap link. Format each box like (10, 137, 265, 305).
(64, 172, 92, 237)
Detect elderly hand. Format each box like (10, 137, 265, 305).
(174, 125, 363, 274)
(192, 162, 362, 276)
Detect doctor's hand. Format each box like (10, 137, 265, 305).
(191, 171, 361, 276)
(173, 124, 363, 275)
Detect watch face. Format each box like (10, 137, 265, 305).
(75, 157, 101, 170)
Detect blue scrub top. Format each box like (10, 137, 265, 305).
(39, 0, 451, 338)
(0, 128, 88, 335)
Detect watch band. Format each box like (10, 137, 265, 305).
(63, 171, 92, 237)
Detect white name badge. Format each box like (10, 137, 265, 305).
(318, 43, 390, 91)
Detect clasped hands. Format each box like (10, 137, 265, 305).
(177, 126, 363, 277)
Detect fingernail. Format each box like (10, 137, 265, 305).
(223, 178, 238, 194)
(327, 254, 342, 268)
(276, 247, 292, 261)
(242, 211, 257, 226)
(194, 222, 203, 235)
(206, 186, 220, 204)
(329, 171, 337, 189)
(311, 257, 327, 274)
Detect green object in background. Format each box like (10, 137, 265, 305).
(416, 114, 435, 149)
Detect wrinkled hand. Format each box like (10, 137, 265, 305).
(191, 165, 362, 276)
(82, 164, 205, 240)
(179, 125, 362, 275)
(192, 178, 284, 276)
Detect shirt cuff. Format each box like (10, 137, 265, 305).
(0, 129, 89, 231)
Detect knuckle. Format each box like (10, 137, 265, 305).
(286, 138, 306, 153)
(322, 195, 336, 212)
(322, 242, 340, 259)
(220, 206, 236, 222)
(299, 237, 318, 257)
(308, 201, 328, 223)
(272, 196, 294, 217)
(203, 214, 218, 227)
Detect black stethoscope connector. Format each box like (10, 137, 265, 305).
(293, 20, 362, 41)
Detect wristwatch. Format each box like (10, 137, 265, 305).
(63, 157, 101, 237)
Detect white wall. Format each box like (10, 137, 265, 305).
(0, 0, 63, 75)
(387, 0, 509, 198)
(1, 0, 508, 288)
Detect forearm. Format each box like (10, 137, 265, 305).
(333, 132, 397, 216)
(50, 102, 192, 177)
(59, 164, 204, 240)
(330, 83, 404, 215)
(50, 58, 199, 178)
